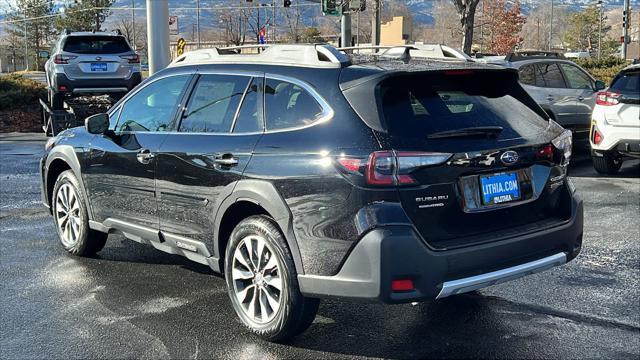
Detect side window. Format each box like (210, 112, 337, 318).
(233, 77, 263, 133)
(265, 78, 324, 131)
(560, 64, 593, 89)
(117, 75, 190, 132)
(519, 65, 536, 86)
(180, 74, 249, 133)
(536, 63, 566, 88)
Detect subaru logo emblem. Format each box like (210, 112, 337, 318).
(500, 151, 519, 166)
(95, 56, 102, 61)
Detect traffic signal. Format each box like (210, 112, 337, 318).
(284, 0, 291, 7)
(322, 0, 341, 16)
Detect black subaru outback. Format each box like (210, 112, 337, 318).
(40, 44, 583, 341)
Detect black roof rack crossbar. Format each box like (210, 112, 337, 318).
(506, 50, 565, 62)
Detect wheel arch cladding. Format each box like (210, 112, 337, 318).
(45, 146, 92, 219)
(214, 180, 304, 276)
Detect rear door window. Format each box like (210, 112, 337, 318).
(180, 74, 249, 133)
(536, 63, 567, 88)
(265, 78, 324, 131)
(559, 64, 593, 89)
(63, 36, 131, 54)
(379, 72, 548, 140)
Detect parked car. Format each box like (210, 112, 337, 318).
(590, 64, 640, 174)
(487, 51, 606, 148)
(45, 30, 142, 109)
(40, 44, 583, 341)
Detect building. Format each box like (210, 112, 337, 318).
(380, 16, 412, 46)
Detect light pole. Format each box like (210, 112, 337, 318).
(23, 9, 28, 71)
(548, 0, 554, 51)
(146, 0, 170, 75)
(196, 0, 201, 49)
(597, 0, 603, 60)
(131, 0, 136, 50)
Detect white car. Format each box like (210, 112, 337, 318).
(590, 64, 640, 174)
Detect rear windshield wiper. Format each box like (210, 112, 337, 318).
(426, 126, 504, 139)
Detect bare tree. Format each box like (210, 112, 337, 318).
(451, 0, 481, 54)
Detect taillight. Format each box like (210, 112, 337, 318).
(120, 54, 140, 63)
(53, 54, 77, 64)
(593, 128, 603, 145)
(337, 151, 452, 187)
(536, 144, 554, 161)
(596, 91, 620, 106)
(551, 128, 572, 166)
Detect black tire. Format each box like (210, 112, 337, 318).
(52, 170, 107, 256)
(592, 152, 622, 175)
(49, 89, 64, 111)
(224, 215, 319, 342)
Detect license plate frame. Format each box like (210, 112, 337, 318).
(479, 172, 521, 205)
(90, 62, 108, 72)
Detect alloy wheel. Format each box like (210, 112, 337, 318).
(231, 235, 284, 324)
(55, 183, 82, 247)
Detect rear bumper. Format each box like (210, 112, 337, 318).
(592, 139, 640, 158)
(298, 190, 583, 303)
(52, 72, 141, 94)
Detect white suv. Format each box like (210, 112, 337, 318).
(590, 64, 640, 174)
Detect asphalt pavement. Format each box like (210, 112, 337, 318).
(1, 133, 638, 359)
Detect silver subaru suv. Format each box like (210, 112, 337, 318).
(45, 31, 142, 109)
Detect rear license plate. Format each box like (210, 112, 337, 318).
(90, 62, 107, 71)
(480, 172, 520, 205)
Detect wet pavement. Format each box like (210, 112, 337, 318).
(1, 133, 639, 359)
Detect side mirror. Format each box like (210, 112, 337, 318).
(85, 113, 109, 134)
(594, 80, 606, 91)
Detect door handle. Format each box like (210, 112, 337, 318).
(136, 149, 155, 164)
(577, 96, 584, 101)
(546, 95, 555, 101)
(214, 154, 238, 167)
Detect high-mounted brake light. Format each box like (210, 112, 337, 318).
(596, 91, 620, 106)
(120, 54, 140, 64)
(53, 54, 77, 64)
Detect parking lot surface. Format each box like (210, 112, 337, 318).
(1, 133, 638, 359)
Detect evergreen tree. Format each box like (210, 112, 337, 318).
(55, 0, 115, 32)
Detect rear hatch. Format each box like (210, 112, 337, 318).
(60, 35, 137, 80)
(341, 68, 574, 249)
(597, 67, 640, 127)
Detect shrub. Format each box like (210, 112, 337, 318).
(574, 57, 631, 84)
(0, 74, 47, 111)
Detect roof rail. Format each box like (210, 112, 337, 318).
(169, 44, 351, 69)
(506, 50, 565, 62)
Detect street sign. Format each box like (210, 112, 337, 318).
(169, 16, 179, 35)
(177, 38, 186, 56)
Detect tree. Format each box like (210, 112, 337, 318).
(451, 0, 481, 54)
(300, 27, 325, 43)
(4, 0, 55, 71)
(482, 0, 526, 54)
(55, 0, 115, 32)
(564, 5, 611, 53)
(518, 2, 570, 51)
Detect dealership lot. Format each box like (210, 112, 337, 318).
(0, 133, 638, 359)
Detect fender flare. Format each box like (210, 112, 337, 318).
(45, 145, 94, 220)
(212, 179, 304, 275)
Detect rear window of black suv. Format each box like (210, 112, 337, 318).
(63, 36, 131, 54)
(378, 71, 549, 140)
